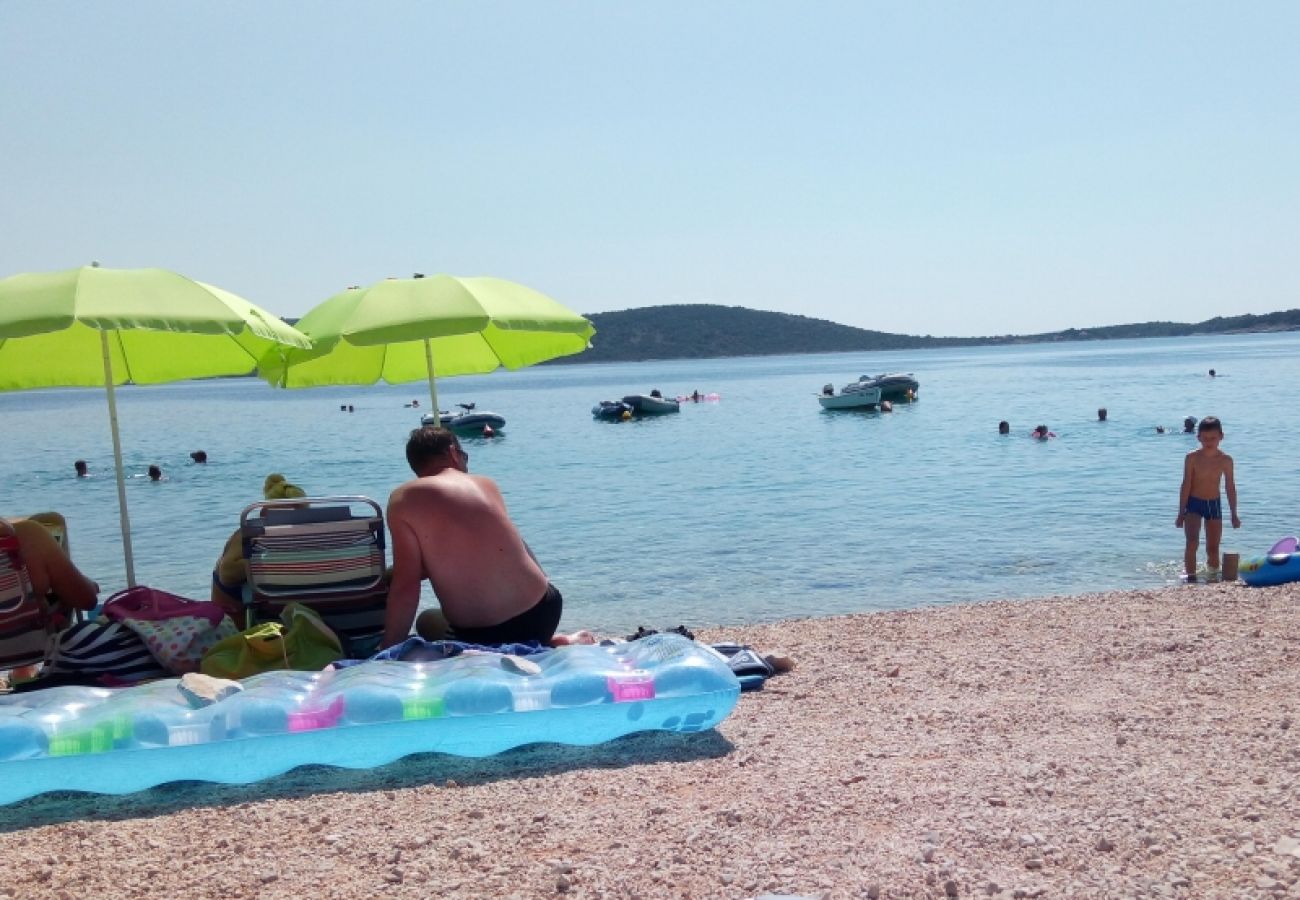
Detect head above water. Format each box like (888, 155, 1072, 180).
(190, 450, 207, 463)
(1097, 407, 1107, 421)
(74, 459, 88, 476)
(1183, 416, 1197, 433)
(147, 465, 162, 481)
(998, 420, 1010, 434)
(406, 426, 467, 475)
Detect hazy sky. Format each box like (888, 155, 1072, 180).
(3, 2, 1296, 336)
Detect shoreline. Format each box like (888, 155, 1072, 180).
(1, 581, 1297, 898)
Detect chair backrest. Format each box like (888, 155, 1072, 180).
(241, 496, 387, 657)
(0, 529, 55, 671)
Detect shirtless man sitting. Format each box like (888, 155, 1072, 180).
(382, 427, 568, 648)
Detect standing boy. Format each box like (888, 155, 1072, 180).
(1175, 416, 1241, 580)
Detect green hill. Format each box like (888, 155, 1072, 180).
(571, 304, 1300, 364)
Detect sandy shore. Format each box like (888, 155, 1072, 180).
(1, 581, 1297, 899)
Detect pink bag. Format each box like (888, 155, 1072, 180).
(102, 586, 228, 627)
(101, 586, 238, 675)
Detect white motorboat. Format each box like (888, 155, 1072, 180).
(817, 380, 883, 410)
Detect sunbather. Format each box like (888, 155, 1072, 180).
(1, 514, 99, 616)
(385, 427, 573, 648)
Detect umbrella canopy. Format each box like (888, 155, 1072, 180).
(0, 264, 311, 586)
(257, 274, 595, 421)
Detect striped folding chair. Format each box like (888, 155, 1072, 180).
(0, 527, 55, 674)
(241, 497, 388, 658)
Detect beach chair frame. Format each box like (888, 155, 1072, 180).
(240, 496, 388, 658)
(0, 529, 55, 672)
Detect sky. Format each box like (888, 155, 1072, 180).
(2, 2, 1297, 337)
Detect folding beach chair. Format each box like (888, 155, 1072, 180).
(0, 526, 55, 673)
(241, 496, 388, 658)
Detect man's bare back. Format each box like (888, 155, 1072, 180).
(382, 429, 551, 647)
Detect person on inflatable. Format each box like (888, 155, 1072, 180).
(1175, 415, 1241, 581)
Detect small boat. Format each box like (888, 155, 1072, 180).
(421, 404, 505, 436)
(622, 393, 681, 415)
(856, 372, 919, 402)
(817, 380, 883, 410)
(592, 400, 633, 420)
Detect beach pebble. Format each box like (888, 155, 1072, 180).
(1273, 836, 1300, 857)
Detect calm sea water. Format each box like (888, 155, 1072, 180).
(3, 332, 1297, 635)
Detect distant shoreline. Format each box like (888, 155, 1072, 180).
(561, 304, 1300, 365)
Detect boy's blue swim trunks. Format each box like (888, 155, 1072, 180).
(1184, 496, 1222, 520)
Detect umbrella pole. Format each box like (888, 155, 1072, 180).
(101, 330, 137, 587)
(423, 338, 440, 427)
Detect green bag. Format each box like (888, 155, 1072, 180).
(199, 603, 343, 679)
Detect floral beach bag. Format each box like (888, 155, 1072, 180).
(101, 586, 239, 675)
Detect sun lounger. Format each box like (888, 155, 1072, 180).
(241, 497, 388, 658)
(0, 527, 54, 672)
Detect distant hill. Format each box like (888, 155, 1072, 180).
(570, 304, 1300, 364)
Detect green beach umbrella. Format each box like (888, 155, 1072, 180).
(258, 274, 595, 423)
(0, 263, 312, 586)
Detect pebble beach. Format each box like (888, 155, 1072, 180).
(2, 581, 1298, 899)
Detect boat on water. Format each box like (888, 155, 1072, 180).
(421, 404, 505, 436)
(817, 380, 883, 410)
(857, 372, 919, 401)
(592, 399, 633, 420)
(622, 393, 681, 415)
(593, 392, 681, 420)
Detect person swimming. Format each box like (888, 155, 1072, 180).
(73, 459, 88, 477)
(998, 421, 1010, 435)
(1032, 425, 1055, 440)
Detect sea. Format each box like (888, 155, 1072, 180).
(3, 331, 1297, 636)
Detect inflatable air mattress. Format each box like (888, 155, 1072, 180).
(0, 634, 738, 805)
